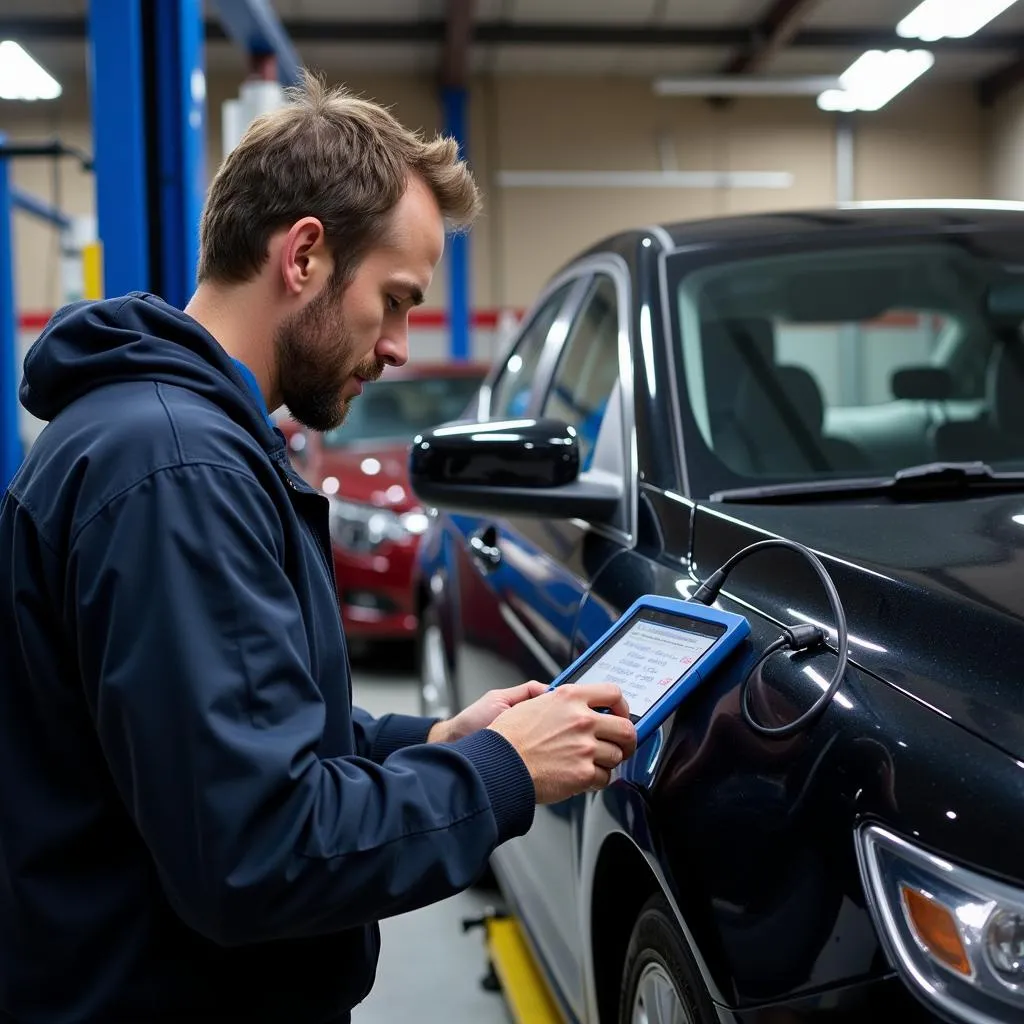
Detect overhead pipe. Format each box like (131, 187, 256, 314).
(653, 75, 841, 96)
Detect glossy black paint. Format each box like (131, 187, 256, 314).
(409, 417, 626, 522)
(411, 207, 1024, 1023)
(409, 416, 580, 489)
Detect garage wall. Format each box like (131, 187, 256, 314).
(985, 80, 1024, 199)
(3, 72, 989, 334)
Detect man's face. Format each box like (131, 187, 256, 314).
(277, 176, 445, 432)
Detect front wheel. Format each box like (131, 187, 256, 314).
(619, 894, 717, 1024)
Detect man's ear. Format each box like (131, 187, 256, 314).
(279, 217, 331, 297)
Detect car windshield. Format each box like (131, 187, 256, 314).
(321, 374, 485, 447)
(670, 234, 1024, 492)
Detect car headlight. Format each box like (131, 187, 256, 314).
(326, 496, 429, 553)
(857, 823, 1024, 1022)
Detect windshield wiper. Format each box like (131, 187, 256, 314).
(710, 461, 1024, 504)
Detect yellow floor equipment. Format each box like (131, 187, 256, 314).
(480, 913, 566, 1024)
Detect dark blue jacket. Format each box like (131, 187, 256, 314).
(0, 293, 535, 1023)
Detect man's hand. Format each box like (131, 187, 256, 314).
(487, 683, 637, 804)
(427, 680, 549, 744)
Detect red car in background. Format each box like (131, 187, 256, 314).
(280, 361, 490, 651)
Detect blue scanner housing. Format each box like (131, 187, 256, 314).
(547, 594, 750, 746)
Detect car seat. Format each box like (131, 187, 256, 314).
(730, 365, 868, 476)
(699, 317, 776, 458)
(934, 340, 1024, 463)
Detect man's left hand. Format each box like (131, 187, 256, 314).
(428, 680, 548, 744)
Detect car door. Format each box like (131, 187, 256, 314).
(450, 261, 636, 1016)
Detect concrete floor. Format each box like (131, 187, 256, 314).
(348, 645, 511, 1024)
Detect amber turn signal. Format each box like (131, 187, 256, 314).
(901, 885, 972, 976)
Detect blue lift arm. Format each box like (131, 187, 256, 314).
(10, 187, 72, 231)
(209, 0, 302, 86)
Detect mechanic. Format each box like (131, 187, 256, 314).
(0, 71, 637, 1024)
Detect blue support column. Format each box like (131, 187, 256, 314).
(153, 0, 207, 308)
(87, 0, 150, 297)
(442, 86, 470, 362)
(0, 138, 20, 490)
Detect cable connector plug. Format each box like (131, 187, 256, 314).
(690, 569, 727, 606)
(781, 623, 826, 651)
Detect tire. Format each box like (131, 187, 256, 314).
(417, 603, 456, 720)
(618, 893, 718, 1024)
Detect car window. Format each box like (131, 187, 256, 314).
(672, 241, 1024, 483)
(541, 274, 620, 470)
(489, 282, 573, 419)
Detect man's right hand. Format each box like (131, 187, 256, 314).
(487, 683, 637, 804)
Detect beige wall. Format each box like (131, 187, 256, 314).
(985, 80, 1024, 200)
(853, 85, 986, 203)
(1, 69, 991, 320)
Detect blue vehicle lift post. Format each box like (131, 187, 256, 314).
(442, 85, 470, 362)
(439, 0, 475, 362)
(87, 0, 300, 309)
(87, 0, 207, 310)
(0, 135, 19, 491)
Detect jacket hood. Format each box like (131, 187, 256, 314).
(20, 292, 280, 449)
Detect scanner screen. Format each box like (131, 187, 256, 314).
(571, 617, 721, 718)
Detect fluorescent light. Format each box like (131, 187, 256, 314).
(0, 40, 61, 101)
(897, 0, 1019, 41)
(816, 49, 934, 112)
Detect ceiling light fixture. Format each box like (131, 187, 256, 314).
(0, 40, 61, 101)
(816, 48, 934, 112)
(897, 0, 1020, 41)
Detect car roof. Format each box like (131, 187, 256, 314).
(573, 201, 1024, 261)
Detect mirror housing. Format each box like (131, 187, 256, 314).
(409, 417, 622, 521)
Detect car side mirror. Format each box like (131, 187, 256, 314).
(408, 417, 622, 521)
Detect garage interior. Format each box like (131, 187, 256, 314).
(5, 1, 1024, 1022)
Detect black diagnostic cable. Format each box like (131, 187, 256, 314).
(688, 538, 850, 739)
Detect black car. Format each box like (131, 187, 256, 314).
(409, 203, 1024, 1024)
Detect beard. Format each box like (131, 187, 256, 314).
(275, 280, 383, 433)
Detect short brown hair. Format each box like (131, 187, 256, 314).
(197, 69, 481, 285)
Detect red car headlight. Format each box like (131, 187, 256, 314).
(326, 496, 428, 553)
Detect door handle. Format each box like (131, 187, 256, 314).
(469, 525, 502, 570)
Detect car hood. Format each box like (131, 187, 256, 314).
(318, 442, 417, 511)
(692, 492, 1024, 760)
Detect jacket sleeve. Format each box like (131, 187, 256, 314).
(67, 461, 535, 946)
(351, 706, 440, 763)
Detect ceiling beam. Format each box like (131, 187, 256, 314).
(3, 17, 1024, 51)
(439, 0, 475, 89)
(978, 51, 1024, 106)
(722, 0, 829, 75)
